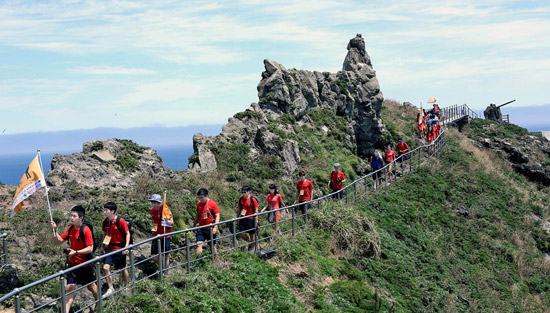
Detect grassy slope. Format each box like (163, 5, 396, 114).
(99, 125, 550, 313)
(2, 101, 550, 312)
(108, 116, 549, 311)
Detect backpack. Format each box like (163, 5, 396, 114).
(102, 216, 133, 247)
(68, 221, 97, 260)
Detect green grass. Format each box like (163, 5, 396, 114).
(466, 118, 529, 140)
(104, 252, 305, 313)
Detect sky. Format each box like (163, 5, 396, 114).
(1, 0, 549, 136)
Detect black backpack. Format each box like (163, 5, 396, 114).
(102, 216, 133, 246)
(68, 221, 97, 260)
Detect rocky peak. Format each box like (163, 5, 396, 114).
(343, 33, 372, 71)
(47, 139, 177, 190)
(189, 34, 384, 173)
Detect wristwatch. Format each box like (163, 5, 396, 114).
(75, 251, 79, 255)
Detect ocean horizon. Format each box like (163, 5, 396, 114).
(0, 145, 194, 186)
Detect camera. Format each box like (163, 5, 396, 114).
(336, 178, 342, 183)
(63, 248, 71, 255)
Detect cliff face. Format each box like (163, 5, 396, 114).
(189, 34, 384, 173)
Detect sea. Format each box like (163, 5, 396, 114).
(0, 145, 194, 186)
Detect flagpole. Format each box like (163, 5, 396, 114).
(163, 191, 167, 235)
(37, 149, 56, 237)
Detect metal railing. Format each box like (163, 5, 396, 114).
(0, 106, 469, 313)
(0, 233, 7, 266)
(501, 114, 510, 124)
(440, 104, 478, 127)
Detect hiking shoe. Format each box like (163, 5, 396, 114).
(103, 286, 115, 299)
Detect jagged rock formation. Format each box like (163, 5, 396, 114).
(477, 128, 550, 186)
(47, 139, 177, 190)
(189, 34, 384, 172)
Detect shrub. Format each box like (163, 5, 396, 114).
(90, 141, 104, 152)
(310, 202, 381, 258)
(233, 110, 261, 120)
(335, 79, 350, 97)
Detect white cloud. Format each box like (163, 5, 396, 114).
(69, 66, 157, 75)
(0, 0, 549, 134)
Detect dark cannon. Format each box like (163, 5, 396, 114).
(483, 99, 515, 123)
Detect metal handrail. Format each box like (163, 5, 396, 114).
(0, 105, 469, 312)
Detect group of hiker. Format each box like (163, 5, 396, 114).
(417, 102, 442, 144)
(47, 163, 349, 312)
(370, 138, 409, 189)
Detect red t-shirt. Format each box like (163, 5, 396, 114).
(102, 217, 129, 251)
(396, 142, 409, 155)
(427, 132, 434, 143)
(150, 207, 171, 238)
(196, 199, 220, 227)
(61, 225, 94, 266)
(239, 196, 259, 220)
(267, 194, 282, 210)
(297, 179, 313, 202)
(385, 150, 396, 162)
(330, 171, 345, 190)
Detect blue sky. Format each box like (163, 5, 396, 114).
(1, 0, 549, 135)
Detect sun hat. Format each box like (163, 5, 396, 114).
(148, 194, 162, 203)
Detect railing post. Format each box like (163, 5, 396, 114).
(254, 219, 259, 253)
(354, 184, 357, 202)
(157, 237, 163, 282)
(185, 232, 191, 273)
(345, 188, 349, 204)
(96, 260, 103, 312)
(60, 275, 67, 313)
(129, 248, 136, 294)
(291, 207, 296, 236)
(15, 291, 21, 313)
(2, 235, 7, 265)
(210, 228, 215, 259)
(231, 221, 237, 250)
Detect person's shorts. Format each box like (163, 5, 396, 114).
(331, 189, 343, 199)
(268, 210, 280, 223)
(196, 228, 218, 244)
(151, 237, 171, 255)
(372, 169, 381, 180)
(239, 218, 256, 234)
(298, 201, 311, 215)
(398, 153, 408, 161)
(103, 249, 126, 269)
(67, 265, 96, 286)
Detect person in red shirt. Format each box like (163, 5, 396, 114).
(385, 145, 396, 182)
(51, 206, 98, 313)
(101, 202, 130, 298)
(237, 186, 259, 252)
(294, 170, 313, 216)
(396, 138, 409, 171)
(193, 188, 220, 255)
(261, 184, 286, 236)
(149, 194, 171, 273)
(328, 163, 346, 201)
(427, 125, 434, 144)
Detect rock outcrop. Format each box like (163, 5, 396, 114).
(47, 139, 177, 190)
(189, 34, 384, 172)
(476, 127, 550, 186)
